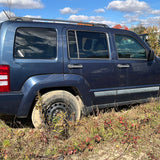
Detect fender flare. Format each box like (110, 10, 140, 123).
(16, 74, 93, 117)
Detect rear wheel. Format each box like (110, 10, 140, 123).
(32, 90, 82, 128)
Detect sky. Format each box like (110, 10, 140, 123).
(0, 0, 160, 28)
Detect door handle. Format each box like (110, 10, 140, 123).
(68, 64, 83, 69)
(117, 64, 130, 68)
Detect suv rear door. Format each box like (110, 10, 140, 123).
(63, 26, 122, 106)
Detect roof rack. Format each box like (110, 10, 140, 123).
(9, 16, 109, 28)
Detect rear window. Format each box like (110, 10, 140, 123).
(14, 27, 57, 59)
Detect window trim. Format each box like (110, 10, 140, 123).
(75, 30, 80, 58)
(67, 29, 111, 60)
(114, 33, 147, 60)
(13, 27, 58, 60)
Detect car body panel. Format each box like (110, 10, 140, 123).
(0, 20, 159, 117)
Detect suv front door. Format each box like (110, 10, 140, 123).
(115, 34, 160, 103)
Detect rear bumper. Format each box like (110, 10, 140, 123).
(0, 92, 23, 115)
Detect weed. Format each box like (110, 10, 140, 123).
(0, 100, 160, 159)
(2, 140, 11, 148)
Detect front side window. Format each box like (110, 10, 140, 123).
(115, 34, 146, 59)
(14, 27, 57, 59)
(68, 30, 109, 59)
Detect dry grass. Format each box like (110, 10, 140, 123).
(0, 100, 160, 160)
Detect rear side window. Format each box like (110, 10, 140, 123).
(68, 30, 109, 59)
(115, 34, 146, 59)
(14, 27, 57, 59)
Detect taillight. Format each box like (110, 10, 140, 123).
(0, 65, 10, 92)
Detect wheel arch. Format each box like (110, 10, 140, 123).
(28, 86, 84, 116)
(39, 86, 81, 97)
(16, 74, 93, 118)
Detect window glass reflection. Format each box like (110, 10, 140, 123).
(14, 28, 57, 59)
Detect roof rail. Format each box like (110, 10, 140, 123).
(9, 16, 109, 28)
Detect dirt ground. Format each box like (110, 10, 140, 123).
(65, 142, 150, 160)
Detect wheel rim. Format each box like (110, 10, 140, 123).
(45, 102, 74, 123)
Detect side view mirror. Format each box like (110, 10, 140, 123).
(147, 50, 155, 61)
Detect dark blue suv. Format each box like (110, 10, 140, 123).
(0, 17, 159, 127)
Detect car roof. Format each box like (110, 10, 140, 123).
(1, 16, 138, 37)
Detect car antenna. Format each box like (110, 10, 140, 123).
(3, 10, 10, 20)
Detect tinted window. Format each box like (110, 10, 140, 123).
(68, 31, 109, 59)
(14, 28, 57, 59)
(115, 34, 146, 59)
(68, 31, 78, 58)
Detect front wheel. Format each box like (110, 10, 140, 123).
(32, 90, 82, 128)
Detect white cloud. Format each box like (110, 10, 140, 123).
(107, 0, 160, 17)
(60, 7, 79, 15)
(107, 0, 149, 13)
(90, 19, 117, 27)
(0, 11, 15, 22)
(0, 11, 42, 22)
(94, 8, 105, 13)
(68, 15, 116, 27)
(24, 15, 41, 18)
(150, 10, 160, 16)
(0, 0, 44, 9)
(90, 16, 105, 21)
(140, 16, 160, 26)
(69, 15, 89, 21)
(89, 16, 116, 26)
(124, 14, 140, 23)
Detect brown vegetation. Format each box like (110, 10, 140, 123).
(0, 100, 160, 159)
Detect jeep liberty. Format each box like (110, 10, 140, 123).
(0, 17, 159, 128)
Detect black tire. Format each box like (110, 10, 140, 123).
(32, 90, 82, 128)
